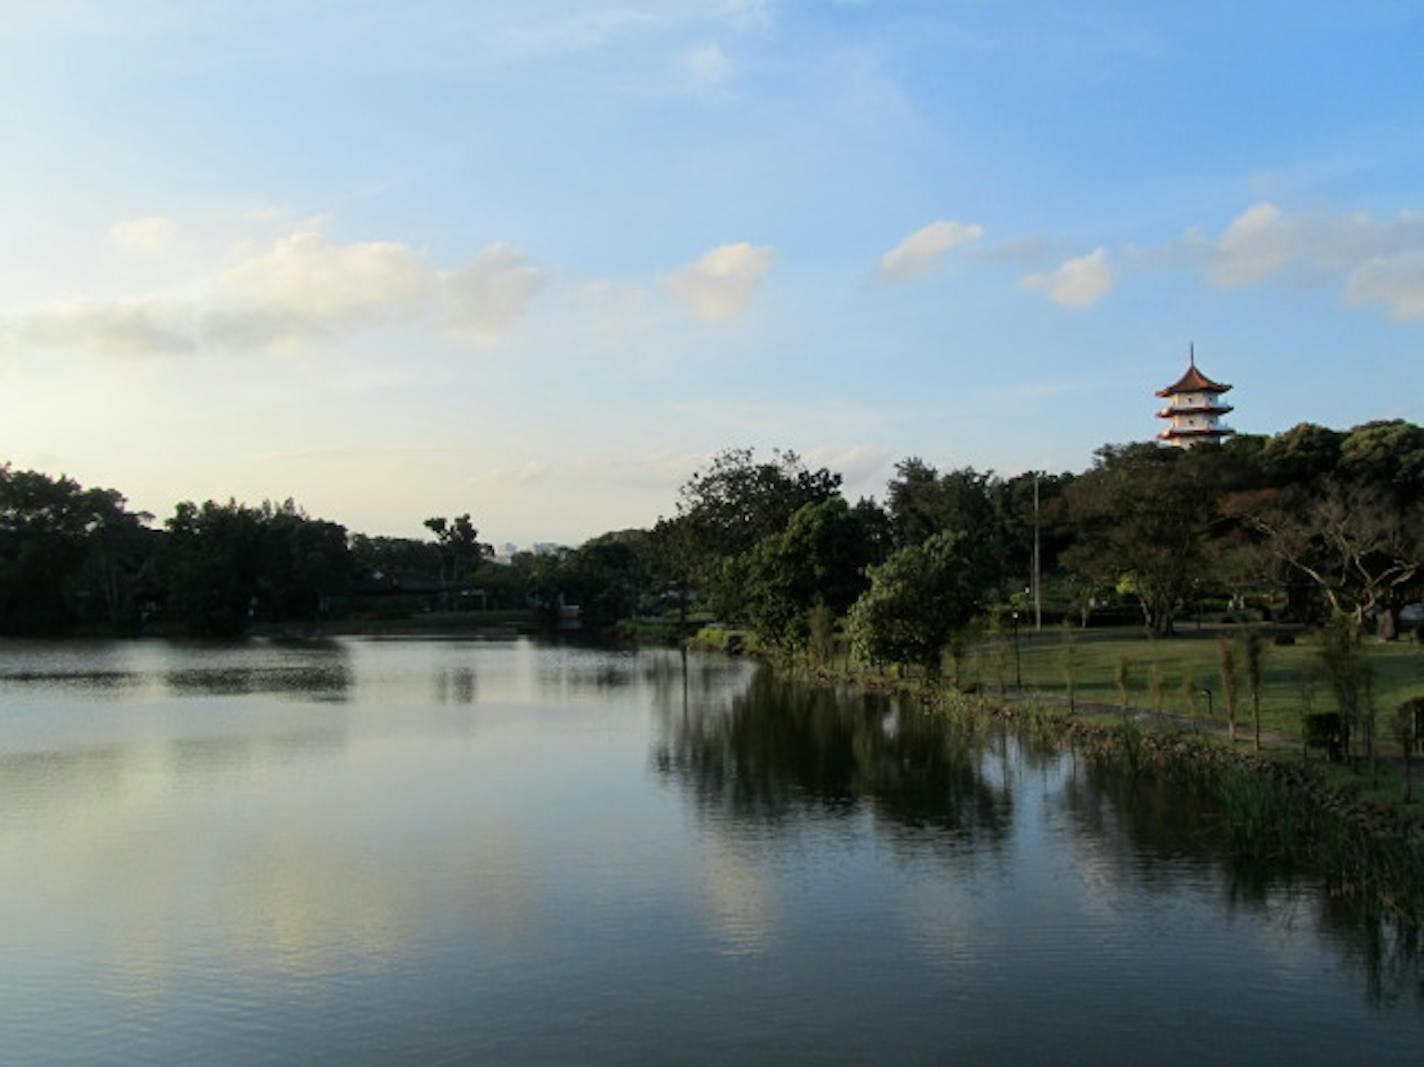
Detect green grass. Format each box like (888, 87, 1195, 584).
(989, 625, 1424, 742)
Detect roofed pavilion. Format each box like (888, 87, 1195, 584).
(1155, 346, 1234, 447)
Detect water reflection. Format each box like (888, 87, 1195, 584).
(164, 660, 351, 702)
(434, 665, 478, 705)
(2, 639, 1422, 1062)
(653, 663, 1012, 846)
(1059, 758, 1424, 1009)
(0, 668, 143, 690)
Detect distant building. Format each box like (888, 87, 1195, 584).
(1155, 346, 1235, 448)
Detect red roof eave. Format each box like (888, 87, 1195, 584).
(1157, 426, 1236, 440)
(1156, 404, 1234, 418)
(1155, 363, 1232, 397)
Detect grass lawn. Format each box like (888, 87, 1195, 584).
(974, 624, 1424, 743)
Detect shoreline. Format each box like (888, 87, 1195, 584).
(688, 633, 1424, 924)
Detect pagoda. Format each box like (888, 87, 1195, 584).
(1155, 345, 1234, 447)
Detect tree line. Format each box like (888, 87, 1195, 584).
(1, 417, 1419, 646)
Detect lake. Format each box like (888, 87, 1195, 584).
(1, 637, 1419, 1064)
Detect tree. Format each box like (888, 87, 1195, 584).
(1259, 422, 1343, 487)
(79, 487, 159, 632)
(1393, 698, 1422, 803)
(989, 469, 1074, 593)
(674, 448, 842, 618)
(1115, 655, 1134, 719)
(885, 458, 999, 553)
(1061, 622, 1080, 713)
(741, 498, 881, 648)
(256, 501, 352, 621)
(1338, 419, 1424, 502)
(163, 500, 267, 636)
(1228, 480, 1422, 637)
(1061, 444, 1219, 636)
(423, 514, 492, 589)
(846, 530, 992, 675)
(1240, 627, 1265, 752)
(1218, 638, 1240, 743)
(0, 465, 155, 634)
(559, 529, 653, 630)
(1320, 619, 1377, 773)
(649, 515, 698, 635)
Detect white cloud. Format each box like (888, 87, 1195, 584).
(1022, 247, 1115, 308)
(209, 230, 432, 347)
(970, 234, 1059, 268)
(107, 216, 177, 258)
(441, 244, 546, 346)
(2, 229, 544, 355)
(1346, 251, 1424, 321)
(1206, 203, 1295, 286)
(1138, 202, 1424, 323)
(802, 444, 891, 485)
(679, 41, 733, 90)
(1156, 202, 1424, 289)
(669, 242, 776, 320)
(6, 295, 196, 356)
(878, 219, 984, 281)
(469, 460, 550, 487)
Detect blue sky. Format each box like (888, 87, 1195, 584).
(1, 1, 1420, 543)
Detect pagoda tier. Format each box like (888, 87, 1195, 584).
(1155, 346, 1234, 448)
(1157, 426, 1237, 441)
(1154, 403, 1233, 418)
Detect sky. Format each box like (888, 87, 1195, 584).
(1, 1, 1421, 545)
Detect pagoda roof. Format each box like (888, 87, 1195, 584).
(1156, 354, 1231, 397)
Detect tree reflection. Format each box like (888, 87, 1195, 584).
(163, 642, 352, 702)
(1059, 757, 1424, 1008)
(652, 663, 1012, 845)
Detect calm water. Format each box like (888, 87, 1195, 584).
(1, 637, 1420, 1064)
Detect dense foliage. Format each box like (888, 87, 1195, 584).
(2, 417, 1420, 648)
